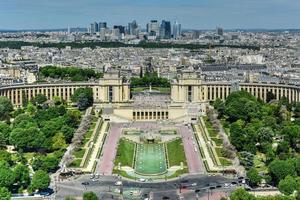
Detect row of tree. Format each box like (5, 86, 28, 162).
(39, 66, 103, 81)
(0, 40, 260, 50)
(131, 72, 170, 88)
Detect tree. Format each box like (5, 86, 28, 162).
(61, 125, 75, 143)
(83, 191, 98, 200)
(71, 88, 93, 110)
(29, 170, 50, 192)
(52, 132, 67, 150)
(10, 127, 46, 150)
(230, 188, 256, 200)
(268, 159, 296, 184)
(266, 91, 276, 103)
(278, 175, 299, 195)
(26, 102, 37, 115)
(281, 125, 300, 151)
(31, 94, 47, 106)
(42, 155, 60, 173)
(0, 187, 11, 200)
(0, 150, 13, 166)
(294, 157, 300, 176)
(32, 155, 59, 173)
(247, 168, 262, 187)
(14, 164, 30, 188)
(0, 162, 15, 188)
(229, 120, 246, 151)
(0, 122, 11, 147)
(224, 91, 260, 122)
(0, 97, 13, 121)
(77, 93, 91, 110)
(257, 127, 273, 144)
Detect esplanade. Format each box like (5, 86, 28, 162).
(1, 72, 300, 119)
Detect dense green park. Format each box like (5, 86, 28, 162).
(39, 65, 103, 81)
(0, 92, 85, 198)
(213, 91, 300, 196)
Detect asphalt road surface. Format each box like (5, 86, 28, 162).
(54, 174, 239, 200)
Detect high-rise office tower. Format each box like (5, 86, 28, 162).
(128, 20, 139, 35)
(93, 22, 99, 32)
(147, 20, 160, 36)
(217, 27, 224, 36)
(99, 22, 107, 29)
(173, 21, 181, 39)
(113, 25, 125, 34)
(160, 20, 171, 39)
(90, 23, 95, 35)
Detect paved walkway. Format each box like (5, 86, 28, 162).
(82, 120, 107, 172)
(98, 123, 123, 175)
(179, 125, 205, 174)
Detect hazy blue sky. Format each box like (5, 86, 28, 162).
(0, 0, 299, 30)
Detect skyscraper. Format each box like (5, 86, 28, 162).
(93, 22, 99, 32)
(128, 20, 139, 36)
(90, 23, 95, 35)
(217, 27, 224, 36)
(99, 22, 107, 29)
(147, 20, 160, 36)
(173, 21, 181, 39)
(113, 25, 125, 34)
(160, 20, 171, 39)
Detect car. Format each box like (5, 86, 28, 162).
(90, 174, 95, 179)
(224, 183, 230, 188)
(81, 182, 89, 186)
(39, 192, 50, 196)
(115, 181, 122, 186)
(191, 183, 197, 186)
(139, 178, 146, 182)
(95, 173, 100, 179)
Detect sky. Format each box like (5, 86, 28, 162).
(0, 0, 299, 30)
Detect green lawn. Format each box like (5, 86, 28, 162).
(215, 147, 224, 157)
(219, 158, 232, 166)
(167, 167, 189, 179)
(73, 148, 85, 158)
(131, 87, 171, 93)
(211, 137, 223, 146)
(203, 116, 219, 138)
(69, 159, 82, 168)
(166, 139, 187, 166)
(114, 139, 135, 167)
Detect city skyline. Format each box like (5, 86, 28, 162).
(0, 0, 300, 30)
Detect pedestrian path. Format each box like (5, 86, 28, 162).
(82, 120, 108, 172)
(179, 125, 205, 173)
(98, 123, 123, 175)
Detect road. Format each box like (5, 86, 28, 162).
(54, 174, 239, 199)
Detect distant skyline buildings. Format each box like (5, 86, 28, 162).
(173, 21, 181, 39)
(88, 19, 181, 39)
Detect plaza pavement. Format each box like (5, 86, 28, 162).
(179, 125, 205, 174)
(97, 123, 123, 175)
